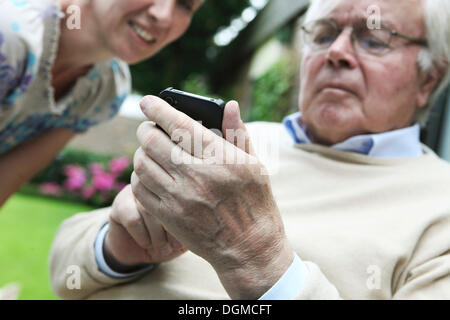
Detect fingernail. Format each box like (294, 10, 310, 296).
(140, 96, 151, 112)
(161, 245, 172, 256)
(171, 240, 183, 250)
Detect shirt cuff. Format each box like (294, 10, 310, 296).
(94, 222, 155, 279)
(259, 252, 310, 300)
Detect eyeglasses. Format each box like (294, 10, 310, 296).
(301, 19, 428, 55)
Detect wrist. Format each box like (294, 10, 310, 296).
(214, 239, 294, 300)
(103, 231, 151, 274)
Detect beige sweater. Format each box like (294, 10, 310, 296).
(49, 122, 450, 299)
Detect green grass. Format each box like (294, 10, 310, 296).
(0, 193, 95, 300)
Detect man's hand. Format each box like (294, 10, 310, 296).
(131, 96, 294, 299)
(103, 184, 187, 273)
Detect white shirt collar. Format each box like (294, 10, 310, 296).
(283, 112, 424, 158)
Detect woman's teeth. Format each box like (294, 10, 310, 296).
(130, 22, 155, 43)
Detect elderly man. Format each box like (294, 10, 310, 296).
(49, 0, 450, 299)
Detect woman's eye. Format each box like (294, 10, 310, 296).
(178, 0, 193, 11)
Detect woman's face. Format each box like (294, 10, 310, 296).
(90, 0, 203, 64)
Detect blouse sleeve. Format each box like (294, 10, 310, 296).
(59, 59, 132, 134)
(0, 14, 31, 107)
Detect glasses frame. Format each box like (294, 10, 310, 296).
(301, 18, 428, 54)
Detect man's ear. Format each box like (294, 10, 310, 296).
(416, 64, 446, 109)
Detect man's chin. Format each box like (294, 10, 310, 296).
(317, 104, 351, 123)
(307, 121, 356, 146)
(309, 131, 343, 146)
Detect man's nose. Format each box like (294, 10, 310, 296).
(326, 29, 358, 69)
(147, 0, 176, 29)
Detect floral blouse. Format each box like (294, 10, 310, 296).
(0, 0, 131, 154)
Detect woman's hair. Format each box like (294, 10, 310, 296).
(301, 0, 450, 127)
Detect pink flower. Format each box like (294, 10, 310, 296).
(64, 165, 85, 178)
(63, 165, 86, 191)
(109, 157, 130, 175)
(39, 183, 62, 196)
(92, 171, 116, 191)
(89, 163, 104, 176)
(81, 186, 96, 199)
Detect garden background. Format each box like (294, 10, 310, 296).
(0, 0, 304, 299)
(2, 0, 450, 300)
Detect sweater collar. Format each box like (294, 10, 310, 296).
(283, 112, 424, 158)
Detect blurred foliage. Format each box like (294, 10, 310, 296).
(248, 56, 296, 123)
(180, 73, 212, 97)
(276, 21, 296, 45)
(130, 0, 251, 96)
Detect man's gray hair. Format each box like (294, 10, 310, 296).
(301, 0, 450, 127)
(415, 0, 450, 127)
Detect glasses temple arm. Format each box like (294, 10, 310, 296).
(391, 31, 428, 46)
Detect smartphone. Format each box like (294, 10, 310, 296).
(159, 87, 225, 131)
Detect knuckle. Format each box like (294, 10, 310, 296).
(117, 184, 132, 198)
(169, 115, 191, 136)
(133, 152, 146, 177)
(113, 197, 130, 213)
(232, 162, 256, 180)
(136, 121, 153, 142)
(142, 130, 160, 151)
(124, 213, 143, 230)
(112, 189, 134, 216)
(130, 172, 143, 196)
(211, 165, 236, 186)
(130, 171, 138, 188)
(135, 199, 150, 215)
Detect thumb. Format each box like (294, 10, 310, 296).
(222, 100, 255, 155)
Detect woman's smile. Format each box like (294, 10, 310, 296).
(128, 21, 157, 45)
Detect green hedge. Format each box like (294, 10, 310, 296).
(248, 57, 296, 123)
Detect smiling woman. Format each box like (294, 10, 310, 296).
(0, 0, 203, 207)
(75, 0, 202, 65)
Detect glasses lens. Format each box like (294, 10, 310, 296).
(303, 20, 339, 50)
(355, 26, 391, 54)
(302, 20, 393, 55)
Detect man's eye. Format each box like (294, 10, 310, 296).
(178, 0, 193, 11)
(360, 36, 388, 51)
(313, 32, 336, 45)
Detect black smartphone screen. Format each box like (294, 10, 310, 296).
(159, 87, 225, 131)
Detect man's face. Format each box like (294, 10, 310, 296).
(299, 0, 429, 145)
(91, 0, 203, 64)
